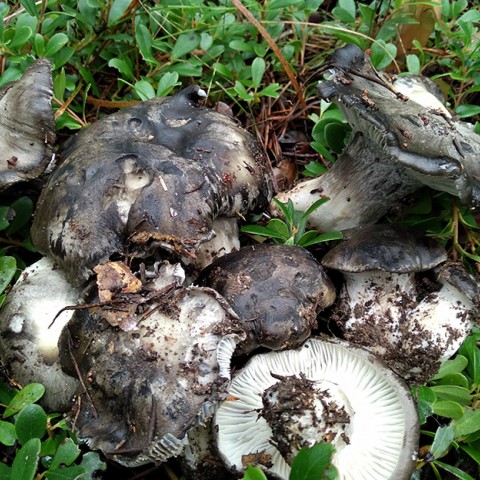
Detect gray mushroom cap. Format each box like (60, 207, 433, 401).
(317, 44, 480, 205)
(197, 244, 336, 355)
(214, 337, 419, 480)
(274, 44, 480, 233)
(322, 224, 447, 273)
(58, 263, 245, 466)
(31, 85, 274, 285)
(0, 59, 55, 189)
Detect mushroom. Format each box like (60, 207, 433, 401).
(0, 59, 55, 190)
(274, 44, 480, 232)
(214, 336, 419, 480)
(322, 223, 479, 382)
(58, 261, 245, 466)
(0, 257, 81, 410)
(197, 244, 336, 355)
(31, 85, 274, 285)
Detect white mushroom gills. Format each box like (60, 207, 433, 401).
(215, 338, 418, 480)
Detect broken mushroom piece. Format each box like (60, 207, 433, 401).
(31, 85, 274, 285)
(274, 44, 480, 232)
(0, 59, 56, 190)
(215, 337, 419, 480)
(197, 244, 336, 355)
(322, 224, 479, 383)
(58, 263, 245, 466)
(0, 257, 81, 411)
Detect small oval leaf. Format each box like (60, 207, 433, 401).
(15, 404, 47, 444)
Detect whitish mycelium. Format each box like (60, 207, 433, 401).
(322, 224, 479, 383)
(31, 85, 274, 285)
(58, 262, 245, 467)
(274, 44, 480, 232)
(197, 244, 336, 355)
(214, 337, 419, 480)
(0, 257, 81, 411)
(0, 59, 56, 190)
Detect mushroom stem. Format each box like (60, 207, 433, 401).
(274, 133, 419, 232)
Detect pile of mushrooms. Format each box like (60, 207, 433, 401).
(1, 45, 480, 480)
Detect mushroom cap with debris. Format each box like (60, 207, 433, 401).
(31, 85, 274, 285)
(215, 337, 419, 480)
(0, 59, 56, 190)
(58, 262, 245, 467)
(197, 244, 336, 355)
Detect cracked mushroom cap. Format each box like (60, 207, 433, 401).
(0, 59, 55, 189)
(214, 337, 419, 480)
(58, 264, 245, 467)
(31, 85, 274, 285)
(322, 224, 478, 383)
(0, 257, 81, 411)
(317, 44, 480, 206)
(197, 244, 336, 355)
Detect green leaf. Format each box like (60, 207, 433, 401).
(157, 72, 180, 97)
(370, 40, 397, 70)
(234, 81, 254, 102)
(430, 385, 472, 405)
(172, 33, 199, 59)
(45, 33, 69, 58)
(11, 437, 41, 480)
(54, 69, 66, 101)
(78, 451, 107, 478)
(50, 438, 81, 469)
(34, 33, 45, 56)
(241, 224, 287, 241)
(251, 57, 265, 90)
(266, 218, 290, 239)
(0, 383, 17, 405)
(406, 54, 421, 75)
(433, 355, 468, 380)
(0, 462, 11, 480)
(257, 83, 281, 98)
(0, 420, 17, 446)
(134, 79, 155, 101)
(432, 401, 465, 419)
(229, 39, 254, 53)
(241, 465, 267, 480)
(455, 105, 480, 119)
(20, 0, 39, 17)
(459, 336, 480, 385)
(332, 0, 356, 23)
(136, 24, 156, 64)
(9, 25, 32, 49)
(460, 442, 480, 465)
(434, 460, 475, 480)
(108, 58, 134, 81)
(290, 442, 336, 480)
(430, 424, 455, 459)
(45, 466, 86, 480)
(15, 404, 47, 444)
(108, 0, 131, 26)
(436, 373, 469, 389)
(7, 196, 34, 235)
(417, 399, 433, 424)
(0, 206, 12, 231)
(299, 231, 344, 247)
(0, 256, 16, 296)
(311, 142, 335, 162)
(303, 161, 327, 177)
(3, 383, 45, 419)
(324, 121, 350, 154)
(454, 409, 480, 438)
